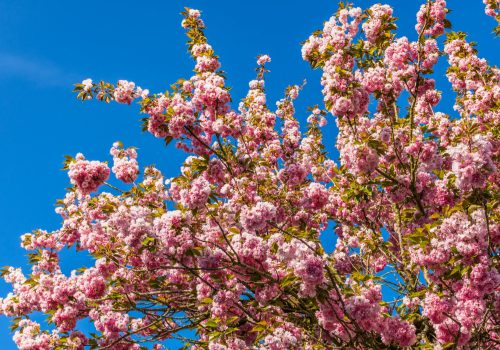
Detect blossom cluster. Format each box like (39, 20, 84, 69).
(67, 153, 110, 195)
(110, 142, 139, 183)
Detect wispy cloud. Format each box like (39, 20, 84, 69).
(0, 52, 77, 87)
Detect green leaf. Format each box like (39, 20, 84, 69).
(280, 274, 299, 288)
(205, 318, 219, 328)
(201, 297, 213, 304)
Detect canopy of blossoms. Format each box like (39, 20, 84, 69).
(1, 1, 499, 349)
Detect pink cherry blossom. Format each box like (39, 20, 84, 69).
(67, 154, 110, 194)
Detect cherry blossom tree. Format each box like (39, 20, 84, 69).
(1, 1, 499, 349)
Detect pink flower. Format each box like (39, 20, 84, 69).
(240, 201, 277, 232)
(303, 183, 329, 209)
(483, 0, 500, 17)
(295, 256, 324, 285)
(257, 54, 271, 65)
(381, 318, 417, 347)
(179, 177, 211, 209)
(113, 80, 137, 104)
(188, 9, 201, 18)
(110, 143, 139, 183)
(362, 4, 394, 44)
(416, 0, 447, 37)
(81, 78, 93, 92)
(68, 154, 110, 194)
(195, 56, 221, 73)
(423, 293, 451, 324)
(79, 268, 106, 299)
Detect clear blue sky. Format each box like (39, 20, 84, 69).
(0, 1, 497, 348)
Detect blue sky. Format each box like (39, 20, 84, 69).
(0, 1, 497, 348)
